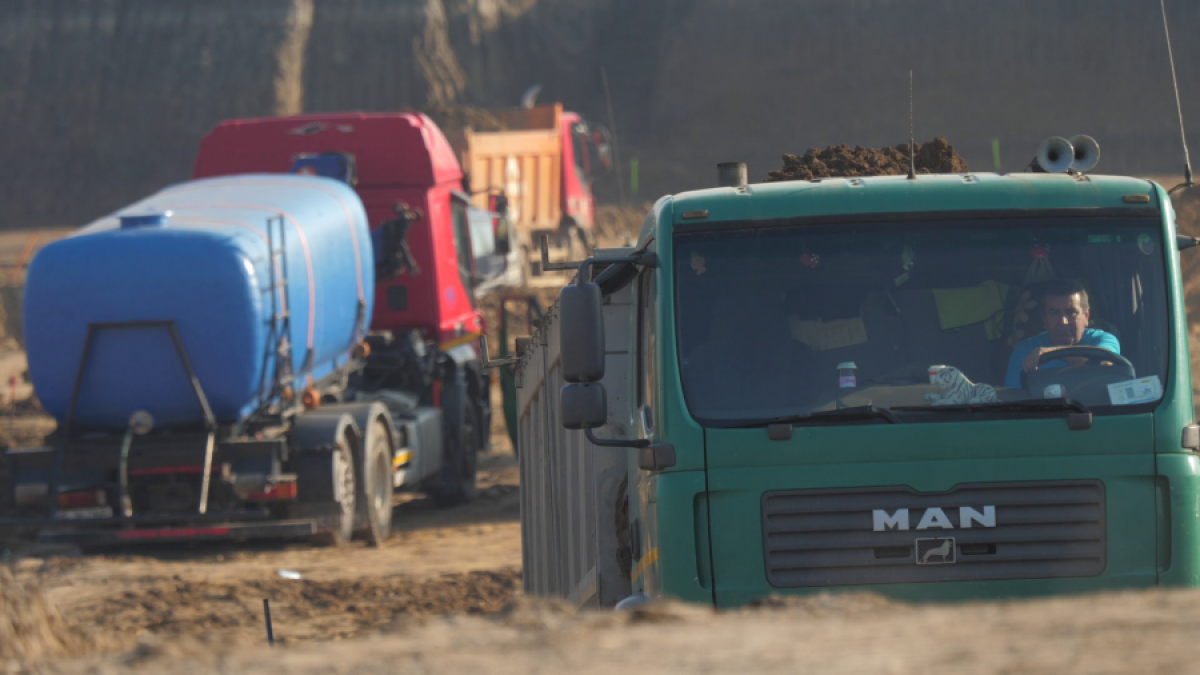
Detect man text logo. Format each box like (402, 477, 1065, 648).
(872, 506, 995, 532)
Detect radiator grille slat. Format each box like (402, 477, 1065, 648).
(762, 481, 1106, 588)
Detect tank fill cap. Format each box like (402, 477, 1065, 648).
(120, 211, 171, 229)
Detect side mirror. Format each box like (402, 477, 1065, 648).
(560, 281, 605, 382)
(1178, 234, 1200, 251)
(374, 202, 423, 280)
(494, 216, 512, 255)
(561, 382, 607, 429)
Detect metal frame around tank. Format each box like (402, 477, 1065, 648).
(47, 320, 218, 519)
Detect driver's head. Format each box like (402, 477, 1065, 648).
(1041, 279, 1090, 346)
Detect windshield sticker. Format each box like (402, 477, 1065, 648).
(799, 252, 821, 268)
(690, 251, 706, 275)
(1138, 233, 1155, 255)
(1043, 384, 1064, 399)
(1108, 376, 1163, 406)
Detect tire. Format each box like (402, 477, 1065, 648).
(354, 417, 394, 547)
(430, 376, 479, 507)
(309, 435, 357, 547)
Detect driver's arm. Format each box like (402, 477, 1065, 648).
(1021, 333, 1121, 374)
(1004, 342, 1036, 389)
(1021, 345, 1081, 374)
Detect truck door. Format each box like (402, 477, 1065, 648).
(630, 268, 662, 595)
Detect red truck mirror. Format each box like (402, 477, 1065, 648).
(493, 192, 512, 255)
(374, 202, 423, 280)
(494, 215, 512, 255)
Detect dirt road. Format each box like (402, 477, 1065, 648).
(3, 407, 522, 653)
(26, 588, 1200, 675)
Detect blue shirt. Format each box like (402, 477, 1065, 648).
(1004, 328, 1120, 389)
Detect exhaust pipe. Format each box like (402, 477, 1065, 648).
(718, 162, 747, 188)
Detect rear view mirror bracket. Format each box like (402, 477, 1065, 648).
(585, 429, 650, 449)
(1178, 234, 1200, 250)
(541, 237, 656, 277)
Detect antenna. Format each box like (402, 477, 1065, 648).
(908, 70, 916, 180)
(1160, 0, 1194, 193)
(601, 67, 627, 204)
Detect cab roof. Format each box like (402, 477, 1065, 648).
(193, 112, 463, 189)
(664, 173, 1165, 234)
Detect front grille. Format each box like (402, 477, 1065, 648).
(762, 480, 1106, 588)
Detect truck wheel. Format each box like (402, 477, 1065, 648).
(309, 436, 357, 547)
(355, 417, 394, 547)
(431, 380, 479, 507)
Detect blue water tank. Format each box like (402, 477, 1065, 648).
(24, 174, 375, 429)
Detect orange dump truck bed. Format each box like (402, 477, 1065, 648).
(460, 104, 565, 232)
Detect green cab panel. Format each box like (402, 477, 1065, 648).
(704, 414, 1157, 607)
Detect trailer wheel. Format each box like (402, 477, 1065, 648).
(355, 417, 394, 546)
(309, 436, 357, 547)
(431, 377, 479, 507)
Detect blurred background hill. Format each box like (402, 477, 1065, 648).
(1, 0, 1199, 227)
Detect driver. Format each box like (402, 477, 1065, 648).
(1003, 279, 1120, 389)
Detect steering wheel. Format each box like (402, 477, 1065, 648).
(1036, 346, 1134, 372)
(1020, 346, 1135, 396)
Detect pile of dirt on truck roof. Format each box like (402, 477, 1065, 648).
(766, 137, 968, 181)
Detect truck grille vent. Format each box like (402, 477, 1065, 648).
(762, 480, 1106, 588)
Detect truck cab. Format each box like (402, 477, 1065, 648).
(195, 113, 492, 499)
(194, 113, 485, 353)
(519, 171, 1200, 607)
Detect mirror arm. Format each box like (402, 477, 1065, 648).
(479, 335, 519, 370)
(540, 235, 582, 271)
(541, 237, 656, 277)
(1178, 234, 1200, 250)
(585, 428, 649, 448)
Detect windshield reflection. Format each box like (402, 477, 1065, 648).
(674, 218, 1169, 425)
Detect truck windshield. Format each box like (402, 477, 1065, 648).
(673, 217, 1170, 425)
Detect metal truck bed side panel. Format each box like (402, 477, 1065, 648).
(517, 284, 633, 607)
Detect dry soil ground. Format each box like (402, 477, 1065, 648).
(9, 198, 1200, 673)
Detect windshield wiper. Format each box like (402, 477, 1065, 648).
(891, 399, 1093, 430)
(724, 405, 900, 430)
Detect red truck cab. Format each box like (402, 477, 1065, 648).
(560, 110, 596, 230)
(193, 113, 483, 352)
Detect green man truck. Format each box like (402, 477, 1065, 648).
(497, 147, 1200, 608)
